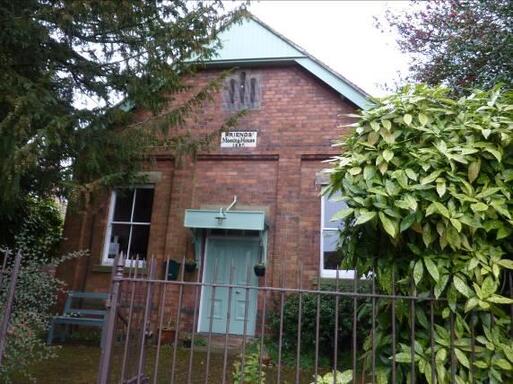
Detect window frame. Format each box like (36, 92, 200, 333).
(101, 185, 154, 266)
(320, 193, 355, 279)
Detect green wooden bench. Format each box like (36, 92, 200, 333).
(47, 291, 109, 345)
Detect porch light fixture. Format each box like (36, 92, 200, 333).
(214, 195, 238, 224)
(215, 208, 227, 224)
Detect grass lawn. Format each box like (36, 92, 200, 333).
(13, 343, 334, 383)
(13, 345, 101, 384)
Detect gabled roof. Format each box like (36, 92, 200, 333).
(204, 13, 371, 109)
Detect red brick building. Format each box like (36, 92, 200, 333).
(58, 15, 369, 337)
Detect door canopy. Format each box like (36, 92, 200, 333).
(184, 209, 265, 231)
(184, 209, 268, 268)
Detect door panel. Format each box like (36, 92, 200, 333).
(211, 299, 223, 320)
(233, 299, 248, 321)
(200, 238, 259, 335)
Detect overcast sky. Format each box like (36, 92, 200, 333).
(76, 1, 413, 109)
(233, 0, 413, 96)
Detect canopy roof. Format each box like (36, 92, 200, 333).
(184, 209, 266, 231)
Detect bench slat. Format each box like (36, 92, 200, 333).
(68, 291, 109, 300)
(52, 317, 104, 326)
(63, 309, 106, 317)
(48, 290, 109, 345)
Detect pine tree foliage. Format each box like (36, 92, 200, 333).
(0, 0, 245, 245)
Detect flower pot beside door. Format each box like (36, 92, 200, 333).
(253, 263, 266, 277)
(184, 260, 197, 273)
(160, 328, 176, 345)
(163, 260, 180, 281)
(159, 319, 176, 344)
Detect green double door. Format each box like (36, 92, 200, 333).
(199, 237, 259, 336)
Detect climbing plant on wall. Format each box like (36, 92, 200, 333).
(326, 85, 513, 383)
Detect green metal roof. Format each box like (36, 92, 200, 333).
(202, 14, 371, 109)
(211, 16, 304, 62)
(184, 209, 266, 231)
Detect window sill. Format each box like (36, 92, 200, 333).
(92, 264, 147, 274)
(311, 277, 372, 292)
(321, 270, 355, 279)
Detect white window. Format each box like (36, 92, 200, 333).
(102, 187, 154, 266)
(320, 192, 354, 278)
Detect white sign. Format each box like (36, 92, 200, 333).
(221, 131, 257, 148)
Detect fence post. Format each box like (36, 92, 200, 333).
(0, 250, 22, 367)
(97, 252, 125, 384)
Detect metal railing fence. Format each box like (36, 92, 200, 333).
(97, 253, 513, 384)
(0, 249, 22, 366)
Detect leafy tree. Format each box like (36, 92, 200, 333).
(0, 0, 245, 246)
(12, 196, 64, 263)
(383, 0, 513, 92)
(327, 85, 513, 383)
(0, 249, 86, 383)
(0, 197, 70, 382)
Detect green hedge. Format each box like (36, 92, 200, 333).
(268, 282, 371, 366)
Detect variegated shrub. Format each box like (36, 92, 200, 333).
(326, 85, 513, 384)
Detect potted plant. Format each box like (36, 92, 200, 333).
(159, 319, 176, 345)
(184, 259, 197, 273)
(253, 262, 266, 277)
(181, 334, 192, 348)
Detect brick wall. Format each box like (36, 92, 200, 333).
(57, 64, 357, 331)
